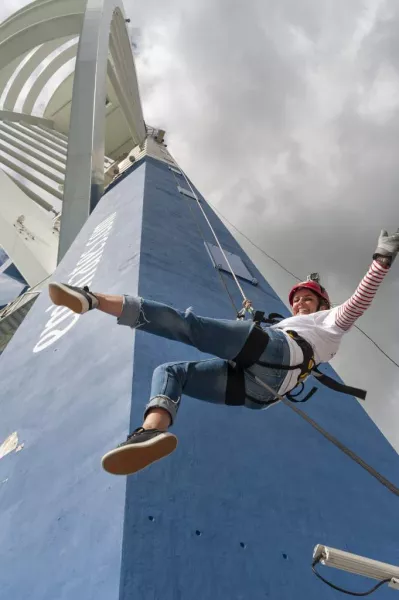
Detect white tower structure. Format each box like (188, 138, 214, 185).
(0, 0, 148, 351)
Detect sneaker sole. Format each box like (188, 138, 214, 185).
(48, 282, 88, 314)
(101, 433, 178, 476)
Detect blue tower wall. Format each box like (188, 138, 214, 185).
(0, 156, 398, 599)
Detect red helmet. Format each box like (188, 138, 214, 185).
(288, 280, 330, 308)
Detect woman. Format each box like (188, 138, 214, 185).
(48, 229, 399, 476)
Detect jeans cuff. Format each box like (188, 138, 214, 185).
(144, 395, 179, 426)
(117, 295, 146, 327)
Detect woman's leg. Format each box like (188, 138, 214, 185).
(48, 284, 254, 361)
(96, 293, 124, 317)
(144, 358, 230, 427)
(101, 358, 231, 476)
(143, 329, 290, 429)
(116, 295, 255, 361)
(100, 331, 291, 477)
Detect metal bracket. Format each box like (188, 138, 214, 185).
(389, 578, 399, 590)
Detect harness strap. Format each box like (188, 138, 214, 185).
(225, 361, 246, 406)
(233, 325, 269, 368)
(286, 330, 315, 382)
(312, 367, 367, 400)
(286, 382, 319, 403)
(256, 330, 315, 381)
(252, 310, 285, 325)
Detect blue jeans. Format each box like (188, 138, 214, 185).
(118, 297, 291, 424)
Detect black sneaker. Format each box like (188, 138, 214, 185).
(48, 282, 99, 314)
(101, 428, 178, 476)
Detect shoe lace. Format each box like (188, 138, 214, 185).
(125, 427, 145, 442)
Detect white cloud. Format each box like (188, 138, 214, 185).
(358, 64, 399, 123)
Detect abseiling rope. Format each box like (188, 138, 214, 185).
(168, 163, 240, 316)
(170, 155, 251, 309)
(254, 375, 399, 498)
(167, 154, 399, 499)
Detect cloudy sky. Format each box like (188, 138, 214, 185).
(1, 0, 398, 451)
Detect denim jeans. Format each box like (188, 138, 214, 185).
(118, 296, 291, 424)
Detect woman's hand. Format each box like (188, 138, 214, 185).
(242, 299, 253, 310)
(373, 229, 399, 267)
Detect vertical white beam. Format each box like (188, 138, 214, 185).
(59, 0, 145, 261)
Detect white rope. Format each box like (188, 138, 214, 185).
(169, 153, 251, 308)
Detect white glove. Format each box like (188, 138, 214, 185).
(373, 229, 399, 266)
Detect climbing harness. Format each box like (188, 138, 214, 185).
(167, 154, 399, 499)
(237, 306, 284, 325)
(231, 324, 317, 402)
(236, 308, 367, 403)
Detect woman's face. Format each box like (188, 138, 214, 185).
(292, 288, 320, 316)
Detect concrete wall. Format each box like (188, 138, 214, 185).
(0, 162, 145, 600)
(0, 156, 398, 599)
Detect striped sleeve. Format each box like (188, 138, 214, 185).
(334, 260, 389, 331)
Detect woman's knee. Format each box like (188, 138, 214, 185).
(152, 362, 189, 391)
(182, 308, 203, 344)
(154, 361, 187, 375)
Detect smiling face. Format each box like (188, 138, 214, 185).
(292, 288, 321, 316)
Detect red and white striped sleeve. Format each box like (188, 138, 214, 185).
(334, 260, 389, 331)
